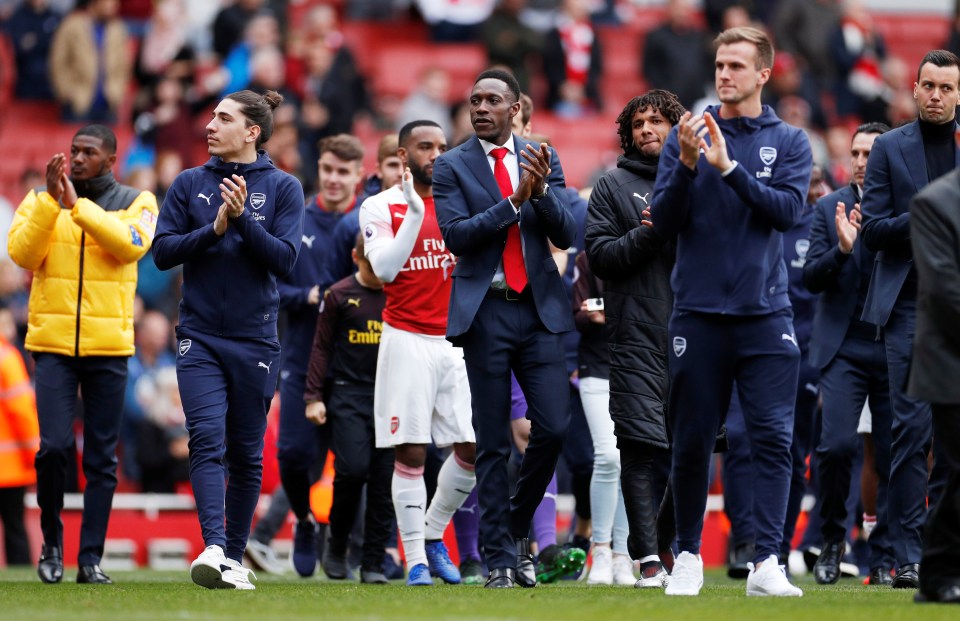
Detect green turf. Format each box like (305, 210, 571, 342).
(0, 568, 953, 621)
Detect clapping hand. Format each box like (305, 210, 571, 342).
(511, 143, 551, 205)
(220, 174, 247, 219)
(836, 201, 860, 254)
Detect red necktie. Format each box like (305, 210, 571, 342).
(490, 147, 528, 293)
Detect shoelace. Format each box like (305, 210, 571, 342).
(225, 565, 257, 584)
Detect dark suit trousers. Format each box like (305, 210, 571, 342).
(920, 405, 960, 594)
(460, 294, 570, 571)
(883, 301, 932, 566)
(33, 353, 127, 566)
(816, 332, 895, 570)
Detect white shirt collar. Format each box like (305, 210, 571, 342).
(479, 135, 516, 157)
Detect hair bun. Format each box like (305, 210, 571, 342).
(263, 90, 284, 110)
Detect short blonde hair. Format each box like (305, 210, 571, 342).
(715, 26, 774, 70)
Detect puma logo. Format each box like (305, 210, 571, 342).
(198, 192, 212, 205)
(347, 298, 361, 307)
(404, 503, 424, 510)
(633, 192, 650, 205)
(302, 235, 315, 249)
(781, 333, 798, 347)
(258, 361, 273, 372)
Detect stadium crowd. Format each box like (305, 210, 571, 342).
(0, 0, 958, 605)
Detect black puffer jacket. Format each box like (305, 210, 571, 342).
(584, 154, 674, 449)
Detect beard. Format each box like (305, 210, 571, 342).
(409, 161, 432, 186)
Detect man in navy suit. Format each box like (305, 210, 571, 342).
(433, 69, 576, 589)
(860, 49, 960, 589)
(803, 122, 895, 586)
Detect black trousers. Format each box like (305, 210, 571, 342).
(619, 438, 671, 559)
(0, 486, 30, 565)
(327, 385, 395, 571)
(920, 406, 960, 594)
(33, 353, 127, 566)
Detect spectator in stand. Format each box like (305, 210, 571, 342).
(830, 0, 889, 124)
(305, 233, 391, 584)
(543, 0, 603, 117)
(120, 310, 175, 485)
(642, 0, 712, 110)
(220, 12, 281, 96)
(298, 42, 366, 195)
(762, 51, 828, 132)
(772, 0, 842, 96)
(8, 124, 159, 585)
(416, 0, 496, 42)
(397, 67, 454, 143)
(49, 0, 131, 123)
(3, 0, 61, 101)
(481, 0, 542, 93)
(211, 0, 265, 60)
(133, 0, 194, 92)
(135, 367, 189, 493)
(326, 134, 402, 286)
(0, 303, 39, 567)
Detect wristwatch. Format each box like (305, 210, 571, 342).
(532, 182, 548, 200)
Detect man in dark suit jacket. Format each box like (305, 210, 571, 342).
(907, 166, 960, 605)
(860, 49, 960, 589)
(433, 69, 576, 589)
(803, 122, 895, 586)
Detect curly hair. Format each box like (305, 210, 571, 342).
(616, 90, 685, 155)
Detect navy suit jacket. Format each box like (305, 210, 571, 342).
(859, 120, 960, 326)
(803, 185, 868, 369)
(433, 134, 576, 342)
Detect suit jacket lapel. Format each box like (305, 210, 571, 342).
(899, 121, 929, 193)
(462, 136, 507, 206)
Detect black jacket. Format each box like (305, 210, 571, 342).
(584, 154, 673, 449)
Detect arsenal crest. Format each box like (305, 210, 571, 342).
(673, 336, 687, 357)
(390, 416, 399, 434)
(250, 193, 266, 210)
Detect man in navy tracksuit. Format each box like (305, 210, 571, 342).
(721, 164, 824, 577)
(275, 134, 365, 577)
(152, 90, 304, 590)
(650, 27, 811, 597)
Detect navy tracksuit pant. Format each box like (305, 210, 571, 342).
(176, 328, 280, 563)
(34, 353, 127, 566)
(669, 309, 799, 563)
(723, 360, 819, 560)
(277, 368, 331, 521)
(816, 330, 895, 570)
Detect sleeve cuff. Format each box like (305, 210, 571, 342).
(721, 161, 738, 177)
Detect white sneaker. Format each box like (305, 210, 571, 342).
(221, 558, 257, 590)
(244, 538, 286, 575)
(664, 551, 703, 596)
(612, 554, 635, 585)
(190, 545, 231, 589)
(746, 555, 803, 597)
(587, 546, 613, 585)
(635, 565, 670, 588)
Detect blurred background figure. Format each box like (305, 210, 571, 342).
(0, 303, 39, 566)
(642, 0, 711, 110)
(544, 0, 603, 117)
(135, 366, 189, 494)
(3, 0, 61, 101)
(49, 0, 131, 122)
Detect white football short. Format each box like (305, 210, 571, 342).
(374, 322, 475, 448)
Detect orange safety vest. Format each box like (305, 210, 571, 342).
(0, 339, 38, 487)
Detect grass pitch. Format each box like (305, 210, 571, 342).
(0, 568, 952, 621)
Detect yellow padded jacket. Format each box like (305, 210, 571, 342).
(8, 181, 158, 356)
(0, 337, 38, 488)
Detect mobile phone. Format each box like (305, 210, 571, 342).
(585, 297, 604, 312)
